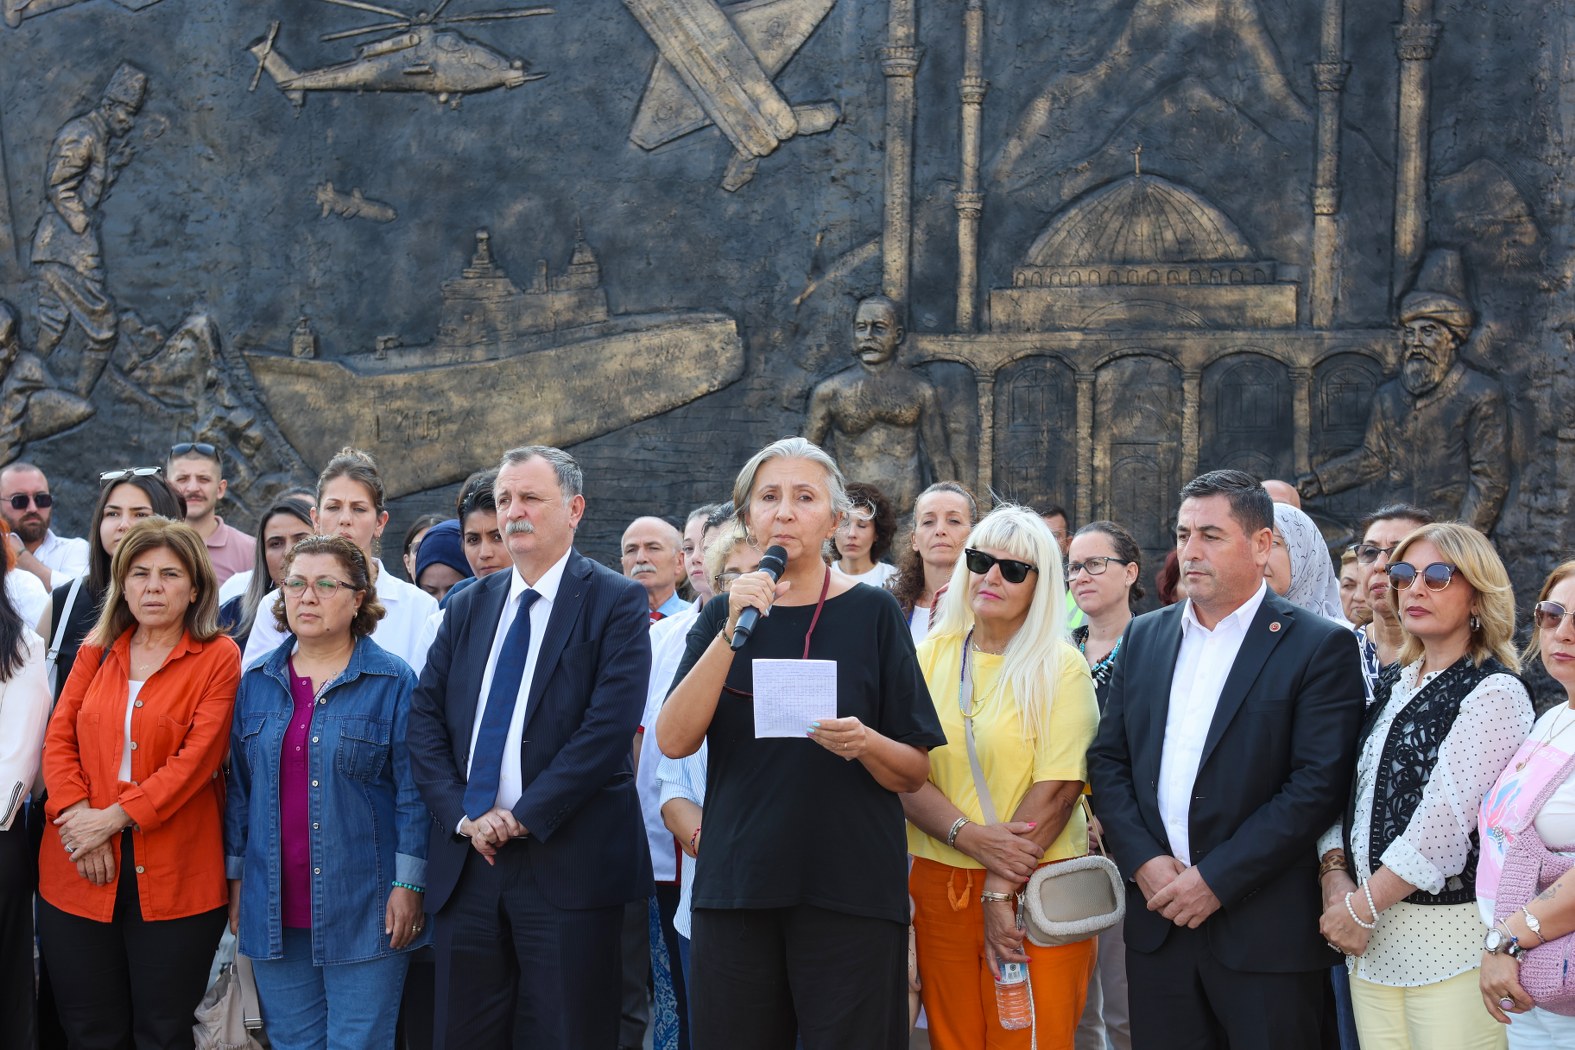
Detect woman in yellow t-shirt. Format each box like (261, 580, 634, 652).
(903, 504, 1100, 1050)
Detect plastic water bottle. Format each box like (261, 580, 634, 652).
(996, 960, 1032, 1030)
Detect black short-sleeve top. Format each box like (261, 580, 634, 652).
(671, 584, 946, 925)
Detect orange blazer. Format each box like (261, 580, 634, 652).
(39, 628, 240, 922)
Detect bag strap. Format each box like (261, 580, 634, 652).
(235, 952, 263, 1032)
(45, 575, 83, 688)
(959, 632, 999, 825)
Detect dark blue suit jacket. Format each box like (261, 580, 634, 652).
(1086, 591, 1365, 973)
(407, 549, 653, 913)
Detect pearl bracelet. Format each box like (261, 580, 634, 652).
(1344, 891, 1376, 931)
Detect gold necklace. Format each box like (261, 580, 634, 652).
(1517, 704, 1575, 771)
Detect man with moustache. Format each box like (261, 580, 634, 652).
(0, 462, 87, 589)
(407, 445, 651, 1048)
(167, 441, 253, 584)
(1088, 470, 1366, 1049)
(623, 516, 689, 623)
(618, 514, 690, 1048)
(1298, 250, 1508, 534)
(806, 295, 958, 513)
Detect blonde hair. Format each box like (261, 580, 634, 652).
(702, 516, 750, 591)
(88, 517, 222, 648)
(928, 504, 1068, 740)
(1524, 559, 1575, 667)
(1391, 522, 1519, 672)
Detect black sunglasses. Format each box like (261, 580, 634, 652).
(99, 466, 163, 486)
(1386, 561, 1457, 591)
(1352, 542, 1400, 566)
(964, 548, 1038, 585)
(5, 492, 51, 511)
(170, 441, 218, 459)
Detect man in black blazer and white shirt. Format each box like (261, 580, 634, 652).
(408, 445, 652, 1048)
(1088, 470, 1365, 1049)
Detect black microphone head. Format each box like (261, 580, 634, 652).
(758, 545, 788, 580)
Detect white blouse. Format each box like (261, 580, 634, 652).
(1318, 661, 1532, 986)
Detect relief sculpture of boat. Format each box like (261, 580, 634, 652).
(244, 225, 745, 498)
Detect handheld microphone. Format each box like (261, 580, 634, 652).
(730, 545, 788, 651)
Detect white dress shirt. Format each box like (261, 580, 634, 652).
(35, 531, 90, 581)
(639, 603, 700, 881)
(242, 560, 438, 673)
(1157, 582, 1268, 866)
(464, 548, 572, 815)
(0, 632, 51, 830)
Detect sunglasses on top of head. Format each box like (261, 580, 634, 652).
(964, 548, 1037, 585)
(1385, 561, 1458, 591)
(98, 466, 164, 486)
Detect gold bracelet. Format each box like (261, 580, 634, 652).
(979, 890, 1017, 904)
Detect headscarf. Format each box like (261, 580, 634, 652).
(414, 519, 472, 584)
(1273, 503, 1344, 623)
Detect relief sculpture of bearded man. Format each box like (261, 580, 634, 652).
(806, 296, 959, 512)
(1298, 250, 1509, 534)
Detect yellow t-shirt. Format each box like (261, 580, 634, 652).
(906, 634, 1100, 868)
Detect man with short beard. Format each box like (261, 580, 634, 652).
(1298, 250, 1509, 533)
(0, 462, 88, 589)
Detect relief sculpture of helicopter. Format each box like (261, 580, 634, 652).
(247, 0, 552, 110)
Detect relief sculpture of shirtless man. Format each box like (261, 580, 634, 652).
(805, 296, 959, 511)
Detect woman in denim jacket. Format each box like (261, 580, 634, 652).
(225, 534, 428, 1049)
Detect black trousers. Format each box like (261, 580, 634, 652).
(37, 833, 226, 1050)
(0, 822, 37, 1050)
(689, 905, 907, 1050)
(1126, 925, 1325, 1050)
(432, 843, 623, 1049)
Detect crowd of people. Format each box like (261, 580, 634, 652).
(0, 433, 1571, 1050)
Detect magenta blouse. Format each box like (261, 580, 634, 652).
(280, 660, 316, 928)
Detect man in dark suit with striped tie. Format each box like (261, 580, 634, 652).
(408, 445, 653, 1048)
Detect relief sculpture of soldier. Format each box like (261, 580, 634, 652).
(30, 62, 147, 399)
(0, 300, 93, 468)
(1299, 250, 1510, 533)
(806, 296, 959, 512)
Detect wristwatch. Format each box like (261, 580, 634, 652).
(1484, 927, 1527, 961)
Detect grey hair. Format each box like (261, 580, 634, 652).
(498, 445, 583, 499)
(732, 437, 852, 522)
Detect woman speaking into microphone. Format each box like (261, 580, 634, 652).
(657, 437, 946, 1050)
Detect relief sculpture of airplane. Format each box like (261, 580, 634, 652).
(247, 0, 550, 110)
(4, 0, 162, 31)
(626, 0, 838, 191)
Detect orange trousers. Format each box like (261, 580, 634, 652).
(910, 856, 1096, 1050)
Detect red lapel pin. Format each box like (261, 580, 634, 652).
(1268, 622, 1281, 633)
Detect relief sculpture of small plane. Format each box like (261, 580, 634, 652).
(626, 0, 838, 191)
(247, 0, 551, 110)
(4, 0, 163, 31)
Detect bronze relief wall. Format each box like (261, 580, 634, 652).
(0, 0, 1567, 591)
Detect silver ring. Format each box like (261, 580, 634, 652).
(1500, 997, 1514, 1009)
(65, 844, 76, 854)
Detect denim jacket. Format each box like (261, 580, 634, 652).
(224, 634, 429, 964)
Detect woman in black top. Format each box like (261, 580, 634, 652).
(1065, 521, 1142, 1050)
(656, 437, 946, 1050)
(1066, 521, 1142, 709)
(46, 469, 184, 700)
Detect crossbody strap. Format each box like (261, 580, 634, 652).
(959, 631, 999, 825)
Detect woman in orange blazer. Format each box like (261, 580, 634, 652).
(37, 516, 239, 1050)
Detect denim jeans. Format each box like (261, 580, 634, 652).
(249, 928, 410, 1050)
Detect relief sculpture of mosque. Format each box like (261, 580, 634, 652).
(0, 0, 1566, 580)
